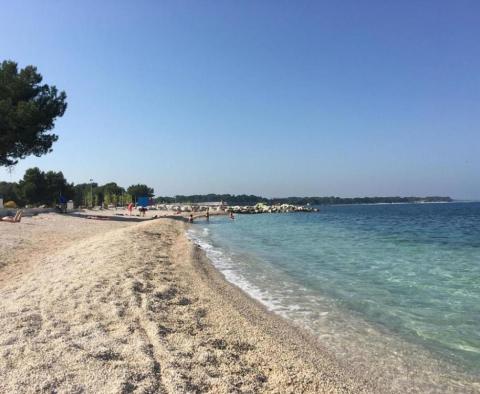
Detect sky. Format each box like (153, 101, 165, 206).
(1, 1, 479, 199)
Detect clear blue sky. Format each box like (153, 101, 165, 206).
(1, 1, 479, 198)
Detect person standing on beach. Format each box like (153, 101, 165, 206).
(127, 202, 134, 216)
(138, 207, 145, 217)
(206, 208, 210, 221)
(59, 195, 67, 214)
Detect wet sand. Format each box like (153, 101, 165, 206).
(0, 213, 371, 393)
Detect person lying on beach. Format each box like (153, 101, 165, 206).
(1, 210, 23, 223)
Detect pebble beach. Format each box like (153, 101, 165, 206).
(0, 213, 371, 393)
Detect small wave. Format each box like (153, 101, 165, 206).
(186, 229, 305, 317)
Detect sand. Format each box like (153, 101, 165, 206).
(0, 213, 371, 393)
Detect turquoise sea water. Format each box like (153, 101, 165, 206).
(188, 202, 480, 392)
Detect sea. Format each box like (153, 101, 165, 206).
(187, 202, 480, 392)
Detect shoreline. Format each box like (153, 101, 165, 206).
(185, 227, 373, 391)
(187, 217, 480, 393)
(0, 213, 371, 393)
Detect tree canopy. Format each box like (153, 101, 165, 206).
(155, 194, 453, 205)
(127, 184, 154, 199)
(0, 168, 155, 208)
(0, 60, 67, 166)
(16, 167, 73, 206)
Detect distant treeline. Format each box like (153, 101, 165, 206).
(155, 194, 453, 206)
(1, 169, 452, 208)
(0, 167, 154, 208)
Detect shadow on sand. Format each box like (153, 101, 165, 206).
(65, 212, 193, 223)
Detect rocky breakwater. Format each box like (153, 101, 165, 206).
(227, 203, 319, 214)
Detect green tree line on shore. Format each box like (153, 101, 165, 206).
(155, 194, 452, 206)
(0, 167, 154, 208)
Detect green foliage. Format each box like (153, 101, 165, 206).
(102, 182, 125, 196)
(16, 167, 73, 206)
(19, 167, 46, 205)
(1, 168, 150, 208)
(102, 182, 126, 207)
(155, 194, 453, 205)
(73, 183, 94, 207)
(127, 184, 154, 199)
(123, 193, 133, 205)
(72, 182, 129, 208)
(0, 60, 67, 166)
